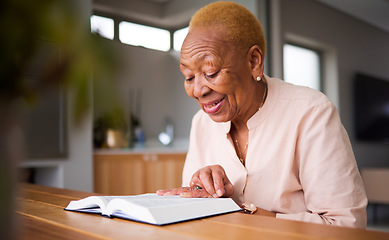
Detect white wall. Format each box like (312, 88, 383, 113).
(280, 0, 389, 168)
(110, 42, 199, 140)
(61, 100, 93, 192)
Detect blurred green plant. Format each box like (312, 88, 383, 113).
(0, 0, 120, 238)
(0, 0, 119, 118)
(96, 108, 127, 131)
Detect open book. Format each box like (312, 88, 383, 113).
(65, 193, 242, 225)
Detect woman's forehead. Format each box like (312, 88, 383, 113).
(180, 53, 221, 70)
(180, 45, 224, 69)
(180, 28, 230, 65)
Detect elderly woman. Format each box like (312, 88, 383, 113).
(157, 1, 367, 228)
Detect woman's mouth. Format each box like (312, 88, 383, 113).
(203, 98, 225, 114)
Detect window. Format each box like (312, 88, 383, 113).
(90, 15, 114, 40)
(173, 27, 189, 51)
(283, 44, 321, 91)
(119, 22, 171, 52)
(90, 15, 188, 52)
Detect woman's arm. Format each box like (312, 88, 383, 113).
(276, 101, 367, 228)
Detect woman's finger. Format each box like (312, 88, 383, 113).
(189, 172, 204, 189)
(211, 167, 227, 197)
(198, 168, 219, 198)
(223, 176, 234, 197)
(156, 187, 190, 196)
(156, 186, 211, 198)
(180, 186, 212, 198)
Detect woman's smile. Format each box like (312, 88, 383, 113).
(202, 97, 225, 114)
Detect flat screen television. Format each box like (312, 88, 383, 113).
(354, 73, 389, 144)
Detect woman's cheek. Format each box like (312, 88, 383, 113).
(184, 82, 195, 98)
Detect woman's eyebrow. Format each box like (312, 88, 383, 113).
(204, 60, 217, 67)
(204, 56, 222, 67)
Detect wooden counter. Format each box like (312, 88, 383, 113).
(94, 152, 186, 195)
(16, 183, 389, 239)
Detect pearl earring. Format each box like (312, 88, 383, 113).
(256, 76, 261, 82)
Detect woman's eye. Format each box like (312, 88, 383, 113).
(185, 77, 194, 82)
(206, 71, 219, 78)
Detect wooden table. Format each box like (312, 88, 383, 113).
(16, 183, 389, 240)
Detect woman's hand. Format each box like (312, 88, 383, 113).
(190, 165, 234, 198)
(156, 165, 234, 198)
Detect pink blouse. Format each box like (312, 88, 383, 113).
(182, 76, 367, 228)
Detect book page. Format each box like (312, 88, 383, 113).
(65, 196, 124, 215)
(110, 193, 216, 208)
(107, 193, 241, 225)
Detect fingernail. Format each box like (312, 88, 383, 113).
(212, 194, 219, 198)
(217, 189, 223, 197)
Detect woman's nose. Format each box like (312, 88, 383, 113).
(193, 76, 211, 98)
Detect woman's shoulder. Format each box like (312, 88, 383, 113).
(268, 77, 330, 107)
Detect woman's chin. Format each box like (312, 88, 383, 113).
(205, 112, 230, 123)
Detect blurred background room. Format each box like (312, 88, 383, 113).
(3, 0, 388, 235)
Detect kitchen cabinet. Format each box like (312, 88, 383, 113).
(94, 152, 186, 195)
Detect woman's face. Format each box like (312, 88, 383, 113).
(180, 26, 255, 123)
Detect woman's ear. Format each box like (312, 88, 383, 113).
(248, 45, 264, 78)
